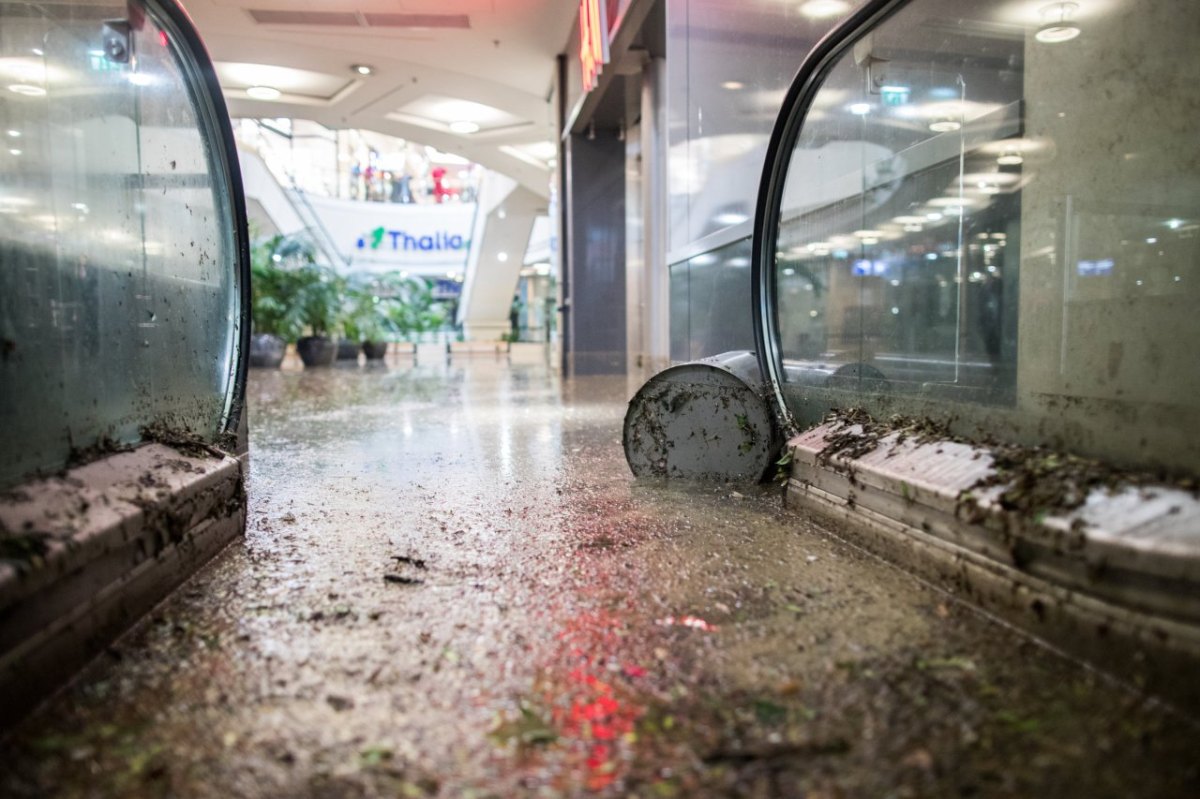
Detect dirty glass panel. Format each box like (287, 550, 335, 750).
(771, 0, 1200, 473)
(669, 261, 689, 362)
(0, 0, 240, 489)
(673, 238, 755, 362)
(666, 0, 865, 253)
(688, 237, 755, 360)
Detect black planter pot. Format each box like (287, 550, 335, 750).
(362, 341, 389, 361)
(336, 338, 360, 362)
(296, 336, 336, 367)
(248, 333, 286, 369)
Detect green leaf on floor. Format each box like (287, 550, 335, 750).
(491, 703, 557, 747)
(753, 699, 788, 725)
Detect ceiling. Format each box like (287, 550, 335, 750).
(183, 0, 579, 198)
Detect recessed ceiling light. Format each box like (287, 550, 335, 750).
(1036, 21, 1081, 42)
(128, 72, 154, 87)
(929, 118, 961, 132)
(721, 81, 744, 90)
(849, 103, 871, 115)
(497, 252, 508, 262)
(9, 148, 22, 155)
(997, 151, 1024, 166)
(6, 129, 19, 137)
(8, 84, 46, 97)
(449, 121, 480, 134)
(246, 85, 281, 100)
(352, 64, 374, 76)
(1035, 3, 1081, 43)
(799, 0, 851, 20)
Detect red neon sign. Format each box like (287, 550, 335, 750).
(578, 0, 610, 93)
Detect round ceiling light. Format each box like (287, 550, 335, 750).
(246, 85, 281, 100)
(449, 121, 480, 134)
(929, 118, 961, 133)
(352, 64, 374, 76)
(1036, 21, 1081, 42)
(1035, 3, 1081, 43)
(997, 150, 1024, 166)
(799, 1, 851, 19)
(8, 83, 46, 97)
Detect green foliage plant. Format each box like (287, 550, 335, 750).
(249, 230, 345, 340)
(380, 274, 448, 342)
(341, 273, 396, 344)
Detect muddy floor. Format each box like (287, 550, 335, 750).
(2, 358, 1198, 798)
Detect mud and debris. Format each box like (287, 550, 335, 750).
(815, 407, 957, 466)
(1, 363, 1198, 798)
(64, 433, 131, 471)
(815, 406, 1196, 519)
(0, 530, 51, 566)
(140, 420, 236, 461)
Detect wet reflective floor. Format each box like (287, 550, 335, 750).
(2, 357, 1199, 798)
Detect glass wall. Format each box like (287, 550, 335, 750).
(666, 0, 864, 253)
(669, 238, 756, 361)
(0, 0, 245, 489)
(766, 0, 1200, 474)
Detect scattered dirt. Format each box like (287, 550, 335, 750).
(0, 530, 51, 566)
(140, 420, 235, 461)
(383, 574, 424, 586)
(816, 407, 957, 465)
(816, 406, 1196, 518)
(65, 433, 131, 471)
(2, 366, 1198, 799)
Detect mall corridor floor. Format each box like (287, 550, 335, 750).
(2, 357, 1198, 798)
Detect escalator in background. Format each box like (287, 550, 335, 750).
(0, 0, 249, 725)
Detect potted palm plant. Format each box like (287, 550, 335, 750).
(249, 234, 307, 368)
(386, 275, 447, 344)
(340, 274, 395, 362)
(293, 262, 345, 367)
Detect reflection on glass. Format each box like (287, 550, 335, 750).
(0, 1, 240, 489)
(665, 0, 862, 254)
(771, 0, 1199, 472)
(670, 237, 755, 361)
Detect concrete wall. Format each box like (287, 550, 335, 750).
(1018, 2, 1200, 472)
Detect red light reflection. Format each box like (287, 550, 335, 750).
(549, 610, 645, 791)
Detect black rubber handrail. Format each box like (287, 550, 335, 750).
(750, 0, 909, 435)
(149, 0, 252, 444)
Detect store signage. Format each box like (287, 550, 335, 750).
(301, 193, 474, 272)
(356, 226, 466, 252)
(578, 0, 610, 93)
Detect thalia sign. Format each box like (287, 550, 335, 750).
(356, 226, 466, 252)
(300, 193, 475, 273)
